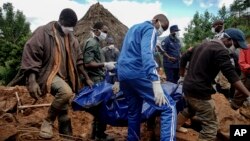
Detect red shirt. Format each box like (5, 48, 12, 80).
(239, 44, 250, 75)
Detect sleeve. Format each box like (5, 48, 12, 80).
(238, 49, 250, 73)
(83, 40, 96, 64)
(21, 27, 44, 76)
(180, 48, 193, 69)
(215, 48, 239, 84)
(161, 37, 169, 52)
(141, 27, 159, 81)
(74, 38, 83, 66)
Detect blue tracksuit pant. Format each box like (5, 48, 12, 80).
(120, 78, 176, 141)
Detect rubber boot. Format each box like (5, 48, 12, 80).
(39, 106, 58, 139)
(177, 113, 188, 133)
(58, 111, 73, 140)
(95, 121, 114, 141)
(91, 121, 97, 139)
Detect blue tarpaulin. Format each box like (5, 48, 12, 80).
(72, 81, 185, 126)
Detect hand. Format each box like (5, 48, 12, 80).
(168, 56, 177, 62)
(152, 81, 167, 106)
(86, 79, 94, 89)
(178, 76, 184, 84)
(112, 82, 120, 94)
(104, 62, 116, 70)
(27, 81, 41, 100)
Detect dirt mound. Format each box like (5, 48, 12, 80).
(74, 2, 128, 49)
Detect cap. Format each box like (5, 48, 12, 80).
(59, 8, 78, 27)
(170, 25, 180, 32)
(224, 28, 247, 49)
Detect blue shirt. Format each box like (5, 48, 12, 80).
(117, 21, 159, 81)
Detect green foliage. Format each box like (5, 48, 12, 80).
(183, 0, 250, 50)
(0, 2, 31, 85)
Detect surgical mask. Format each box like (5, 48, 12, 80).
(175, 31, 180, 37)
(108, 44, 115, 49)
(157, 21, 164, 36)
(61, 26, 73, 34)
(211, 27, 215, 33)
(98, 31, 107, 41)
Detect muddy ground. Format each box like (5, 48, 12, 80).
(0, 86, 249, 141)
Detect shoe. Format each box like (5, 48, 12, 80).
(39, 119, 53, 139)
(177, 127, 188, 133)
(95, 133, 114, 141)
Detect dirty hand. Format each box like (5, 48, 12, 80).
(27, 81, 42, 100)
(86, 79, 94, 89)
(178, 76, 184, 84)
(168, 56, 177, 62)
(112, 81, 120, 94)
(104, 62, 116, 71)
(152, 81, 167, 106)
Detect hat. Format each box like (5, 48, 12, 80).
(224, 28, 247, 49)
(170, 25, 180, 32)
(59, 8, 78, 27)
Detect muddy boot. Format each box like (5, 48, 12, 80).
(39, 107, 58, 139)
(95, 121, 114, 141)
(177, 113, 188, 133)
(58, 111, 73, 140)
(91, 121, 97, 139)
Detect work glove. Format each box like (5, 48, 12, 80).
(104, 62, 116, 71)
(152, 81, 167, 106)
(27, 81, 42, 100)
(112, 81, 120, 94)
(178, 76, 184, 84)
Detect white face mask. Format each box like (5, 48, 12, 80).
(175, 31, 180, 37)
(98, 31, 107, 41)
(61, 26, 73, 34)
(211, 27, 215, 33)
(108, 44, 115, 49)
(157, 21, 164, 36)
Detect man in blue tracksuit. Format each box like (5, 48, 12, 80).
(117, 14, 176, 141)
(161, 25, 182, 84)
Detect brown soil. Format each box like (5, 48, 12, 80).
(0, 86, 250, 141)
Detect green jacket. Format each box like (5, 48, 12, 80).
(83, 37, 105, 83)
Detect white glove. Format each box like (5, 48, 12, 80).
(152, 81, 167, 106)
(178, 76, 184, 84)
(104, 62, 116, 70)
(112, 81, 120, 94)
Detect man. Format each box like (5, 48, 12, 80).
(20, 8, 93, 139)
(117, 14, 176, 141)
(231, 44, 250, 111)
(211, 20, 224, 38)
(161, 25, 182, 83)
(177, 28, 250, 141)
(102, 37, 120, 62)
(83, 22, 115, 141)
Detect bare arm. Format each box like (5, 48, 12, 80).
(232, 80, 250, 97)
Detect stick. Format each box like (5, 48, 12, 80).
(15, 92, 24, 114)
(18, 103, 51, 109)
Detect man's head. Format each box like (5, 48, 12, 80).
(152, 14, 169, 36)
(92, 22, 108, 41)
(170, 25, 180, 37)
(58, 8, 78, 34)
(212, 20, 224, 33)
(221, 28, 247, 49)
